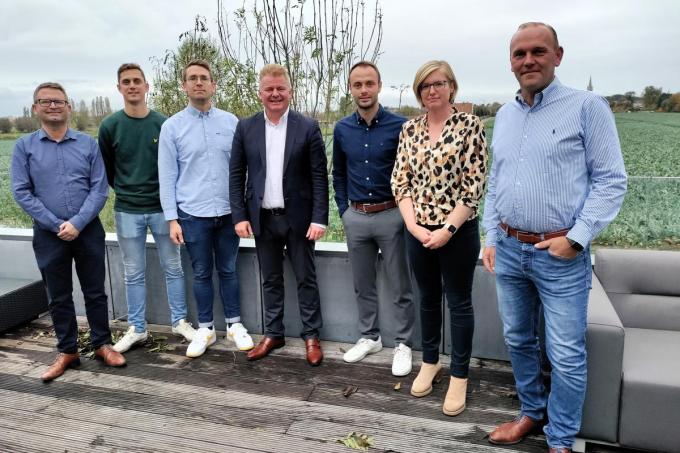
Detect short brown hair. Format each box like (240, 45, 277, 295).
(412, 60, 458, 107)
(348, 61, 382, 84)
(33, 82, 68, 103)
(117, 63, 146, 81)
(259, 64, 292, 87)
(182, 59, 213, 82)
(516, 22, 560, 49)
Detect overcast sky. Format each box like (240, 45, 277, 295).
(1, 0, 679, 116)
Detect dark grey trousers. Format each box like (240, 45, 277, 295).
(342, 206, 415, 346)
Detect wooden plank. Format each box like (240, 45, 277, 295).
(0, 390, 378, 453)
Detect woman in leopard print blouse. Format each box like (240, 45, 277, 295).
(391, 60, 488, 417)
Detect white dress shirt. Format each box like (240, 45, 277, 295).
(262, 109, 288, 209)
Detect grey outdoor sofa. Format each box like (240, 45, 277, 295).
(578, 249, 680, 453)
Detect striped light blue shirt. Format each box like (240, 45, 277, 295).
(158, 105, 238, 220)
(483, 78, 627, 247)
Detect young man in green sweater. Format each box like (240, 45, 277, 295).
(99, 63, 195, 353)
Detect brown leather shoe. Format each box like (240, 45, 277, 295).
(247, 336, 285, 361)
(305, 337, 323, 366)
(41, 352, 80, 382)
(548, 448, 571, 453)
(488, 415, 545, 445)
(95, 344, 127, 367)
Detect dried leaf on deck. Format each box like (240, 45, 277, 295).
(342, 385, 358, 397)
(339, 347, 347, 353)
(336, 432, 374, 451)
(393, 382, 401, 391)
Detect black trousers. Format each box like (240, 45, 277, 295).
(255, 211, 323, 340)
(32, 218, 111, 353)
(406, 219, 479, 378)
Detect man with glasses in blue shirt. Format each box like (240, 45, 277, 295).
(159, 59, 254, 358)
(332, 61, 415, 376)
(482, 23, 627, 453)
(11, 82, 126, 381)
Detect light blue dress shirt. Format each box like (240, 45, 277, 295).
(11, 128, 108, 232)
(483, 78, 627, 247)
(158, 105, 238, 220)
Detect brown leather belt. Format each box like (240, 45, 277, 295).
(499, 222, 569, 244)
(351, 200, 397, 214)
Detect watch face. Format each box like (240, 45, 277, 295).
(448, 225, 457, 234)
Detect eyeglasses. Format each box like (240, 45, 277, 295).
(419, 80, 450, 92)
(36, 99, 68, 107)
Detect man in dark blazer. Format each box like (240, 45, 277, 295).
(229, 63, 329, 366)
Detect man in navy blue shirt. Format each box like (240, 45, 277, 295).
(11, 82, 126, 382)
(332, 61, 415, 376)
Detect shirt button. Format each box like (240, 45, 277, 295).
(366, 177, 370, 180)
(516, 181, 521, 186)
(364, 144, 368, 147)
(365, 160, 368, 163)
(369, 192, 373, 196)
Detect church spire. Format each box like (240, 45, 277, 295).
(587, 76, 593, 91)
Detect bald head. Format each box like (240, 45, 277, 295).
(512, 22, 560, 50)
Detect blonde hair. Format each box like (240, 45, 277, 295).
(259, 64, 292, 87)
(412, 60, 458, 107)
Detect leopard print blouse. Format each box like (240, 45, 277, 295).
(391, 110, 487, 225)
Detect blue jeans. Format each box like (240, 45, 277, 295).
(115, 211, 187, 333)
(177, 209, 241, 326)
(494, 226, 592, 449)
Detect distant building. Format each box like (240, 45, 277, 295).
(587, 76, 593, 91)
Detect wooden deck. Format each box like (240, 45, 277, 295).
(0, 318, 634, 453)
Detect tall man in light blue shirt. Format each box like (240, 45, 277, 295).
(159, 59, 254, 358)
(482, 23, 627, 452)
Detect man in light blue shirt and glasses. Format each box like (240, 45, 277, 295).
(159, 59, 254, 358)
(482, 23, 627, 453)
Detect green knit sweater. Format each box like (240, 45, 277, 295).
(98, 109, 166, 213)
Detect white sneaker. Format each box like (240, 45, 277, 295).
(343, 336, 383, 363)
(172, 319, 196, 341)
(186, 327, 216, 358)
(392, 343, 413, 376)
(227, 322, 254, 351)
(113, 326, 148, 353)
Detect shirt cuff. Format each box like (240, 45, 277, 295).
(69, 215, 86, 232)
(567, 222, 593, 249)
(484, 228, 498, 247)
(163, 208, 178, 221)
(311, 223, 327, 229)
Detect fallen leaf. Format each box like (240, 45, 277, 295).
(339, 347, 347, 353)
(393, 382, 401, 391)
(342, 385, 358, 397)
(336, 432, 374, 451)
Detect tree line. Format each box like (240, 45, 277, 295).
(606, 86, 680, 113)
(0, 96, 113, 134)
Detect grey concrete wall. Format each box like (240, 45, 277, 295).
(0, 228, 508, 360)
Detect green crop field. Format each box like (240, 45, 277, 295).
(2, 111, 680, 249)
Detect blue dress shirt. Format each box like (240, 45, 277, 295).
(332, 105, 406, 216)
(11, 128, 108, 233)
(483, 78, 627, 247)
(158, 105, 238, 220)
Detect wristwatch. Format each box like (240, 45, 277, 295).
(443, 222, 457, 236)
(567, 238, 584, 252)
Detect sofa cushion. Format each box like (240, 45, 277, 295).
(595, 249, 680, 331)
(618, 328, 680, 452)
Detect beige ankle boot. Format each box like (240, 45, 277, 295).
(410, 362, 443, 397)
(442, 376, 467, 416)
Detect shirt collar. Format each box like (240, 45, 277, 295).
(515, 77, 562, 107)
(264, 108, 289, 127)
(354, 104, 385, 126)
(186, 104, 214, 118)
(38, 127, 76, 142)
